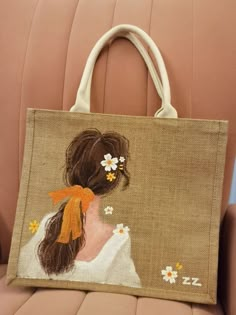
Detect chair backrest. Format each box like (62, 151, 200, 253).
(0, 0, 235, 263)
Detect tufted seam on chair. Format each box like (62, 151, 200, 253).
(13, 289, 37, 315)
(102, 0, 118, 113)
(14, 290, 36, 315)
(191, 303, 224, 315)
(61, 0, 81, 111)
(146, 0, 154, 116)
(14, 288, 86, 315)
(75, 291, 138, 315)
(74, 291, 89, 314)
(190, 0, 194, 119)
(134, 296, 139, 315)
(70, 290, 87, 315)
(18, 0, 41, 180)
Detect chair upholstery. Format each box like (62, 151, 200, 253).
(0, 268, 225, 315)
(0, 0, 235, 314)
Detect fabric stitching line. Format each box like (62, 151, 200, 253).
(74, 292, 87, 315)
(14, 288, 37, 315)
(13, 274, 212, 296)
(61, 0, 81, 111)
(18, 0, 41, 181)
(134, 296, 139, 315)
(190, 0, 194, 118)
(102, 0, 118, 113)
(16, 111, 36, 277)
(129, 286, 209, 297)
(13, 111, 37, 314)
(146, 0, 154, 116)
(207, 123, 221, 301)
(12, 277, 211, 298)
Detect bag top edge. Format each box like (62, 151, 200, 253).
(26, 108, 229, 124)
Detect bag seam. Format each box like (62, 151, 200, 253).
(15, 110, 37, 279)
(207, 122, 222, 302)
(146, 0, 154, 116)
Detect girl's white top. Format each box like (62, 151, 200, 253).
(18, 213, 141, 288)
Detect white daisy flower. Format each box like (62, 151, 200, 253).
(161, 266, 178, 284)
(104, 206, 114, 215)
(113, 223, 130, 235)
(101, 154, 118, 172)
(119, 156, 125, 163)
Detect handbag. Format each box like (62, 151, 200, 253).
(7, 24, 228, 304)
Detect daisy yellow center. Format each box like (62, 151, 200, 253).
(167, 272, 172, 277)
(119, 229, 124, 233)
(107, 160, 112, 165)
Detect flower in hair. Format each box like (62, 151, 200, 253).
(119, 156, 125, 163)
(101, 154, 118, 172)
(106, 172, 116, 182)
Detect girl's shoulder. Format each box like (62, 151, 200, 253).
(93, 231, 131, 264)
(75, 229, 130, 267)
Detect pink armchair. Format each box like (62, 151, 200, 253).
(0, 1, 235, 314)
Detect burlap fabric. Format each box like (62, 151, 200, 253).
(7, 108, 227, 304)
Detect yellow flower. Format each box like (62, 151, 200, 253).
(106, 172, 116, 182)
(176, 262, 183, 270)
(29, 220, 39, 234)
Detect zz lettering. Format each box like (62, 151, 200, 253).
(182, 277, 202, 287)
(192, 277, 202, 287)
(182, 277, 191, 285)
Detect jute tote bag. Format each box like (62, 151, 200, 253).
(7, 25, 228, 304)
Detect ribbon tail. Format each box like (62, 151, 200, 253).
(71, 198, 83, 241)
(56, 198, 74, 244)
(56, 197, 82, 244)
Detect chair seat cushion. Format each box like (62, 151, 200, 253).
(0, 265, 224, 315)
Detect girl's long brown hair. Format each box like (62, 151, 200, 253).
(38, 129, 130, 275)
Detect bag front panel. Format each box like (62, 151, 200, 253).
(7, 109, 228, 304)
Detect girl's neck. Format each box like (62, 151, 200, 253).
(85, 196, 102, 226)
(75, 195, 114, 262)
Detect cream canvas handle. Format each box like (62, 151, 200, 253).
(70, 24, 178, 118)
(122, 33, 166, 107)
(85, 32, 165, 107)
(72, 32, 165, 114)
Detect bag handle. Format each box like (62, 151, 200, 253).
(70, 24, 178, 118)
(71, 32, 165, 114)
(123, 33, 165, 108)
(87, 32, 166, 108)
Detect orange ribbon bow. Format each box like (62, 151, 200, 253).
(48, 185, 95, 244)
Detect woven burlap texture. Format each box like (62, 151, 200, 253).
(7, 109, 228, 304)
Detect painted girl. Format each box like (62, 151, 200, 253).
(18, 129, 141, 288)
